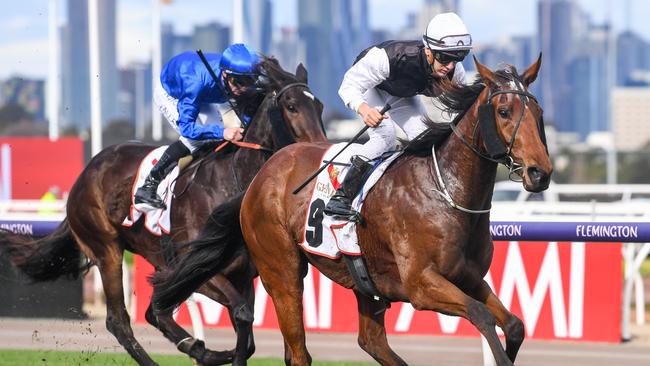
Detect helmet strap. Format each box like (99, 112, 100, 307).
(424, 47, 438, 78)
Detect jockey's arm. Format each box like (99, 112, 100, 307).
(338, 47, 390, 114)
(176, 87, 225, 140)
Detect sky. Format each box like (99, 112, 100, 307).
(1, 0, 649, 79)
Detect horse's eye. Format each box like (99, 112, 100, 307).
(498, 109, 509, 119)
(287, 105, 297, 113)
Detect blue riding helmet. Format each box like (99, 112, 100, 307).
(220, 43, 261, 76)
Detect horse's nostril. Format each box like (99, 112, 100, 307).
(527, 167, 542, 183)
(527, 166, 550, 187)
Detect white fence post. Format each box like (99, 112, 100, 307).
(622, 242, 650, 340)
(186, 295, 205, 341)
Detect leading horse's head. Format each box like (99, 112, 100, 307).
(256, 58, 327, 147)
(474, 55, 552, 192)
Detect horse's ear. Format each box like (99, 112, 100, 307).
(295, 63, 308, 84)
(522, 53, 542, 86)
(473, 55, 497, 86)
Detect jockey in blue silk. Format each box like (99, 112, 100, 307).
(134, 43, 261, 209)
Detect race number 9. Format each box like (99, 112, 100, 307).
(305, 198, 325, 247)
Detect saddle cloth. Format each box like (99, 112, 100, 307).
(122, 146, 180, 236)
(299, 143, 402, 259)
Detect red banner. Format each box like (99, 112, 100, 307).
(0, 137, 83, 199)
(134, 241, 622, 342)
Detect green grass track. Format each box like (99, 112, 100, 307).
(0, 349, 374, 366)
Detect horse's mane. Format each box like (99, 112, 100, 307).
(258, 56, 300, 92)
(404, 65, 520, 155)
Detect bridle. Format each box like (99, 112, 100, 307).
(449, 72, 543, 180)
(432, 72, 545, 214)
(219, 81, 313, 154)
(273, 82, 310, 106)
(268, 81, 327, 145)
(230, 81, 318, 191)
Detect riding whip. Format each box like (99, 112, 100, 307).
(292, 103, 391, 194)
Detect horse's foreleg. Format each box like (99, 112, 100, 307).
(96, 251, 158, 366)
(252, 250, 311, 365)
(471, 281, 524, 363)
(407, 268, 512, 366)
(355, 291, 407, 366)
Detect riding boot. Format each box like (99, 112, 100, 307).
(134, 141, 190, 209)
(324, 156, 373, 219)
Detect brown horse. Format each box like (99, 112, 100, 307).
(0, 58, 327, 366)
(242, 56, 551, 365)
(151, 55, 551, 365)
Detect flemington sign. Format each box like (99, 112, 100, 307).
(490, 221, 650, 242)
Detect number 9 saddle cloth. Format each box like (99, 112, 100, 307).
(299, 142, 402, 259)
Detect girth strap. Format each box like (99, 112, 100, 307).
(343, 254, 389, 307)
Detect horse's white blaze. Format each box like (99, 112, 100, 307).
(303, 91, 315, 100)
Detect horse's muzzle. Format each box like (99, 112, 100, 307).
(525, 166, 551, 192)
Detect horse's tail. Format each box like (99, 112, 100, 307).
(151, 193, 245, 313)
(0, 218, 89, 281)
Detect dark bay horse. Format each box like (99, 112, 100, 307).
(152, 56, 551, 365)
(0, 58, 327, 366)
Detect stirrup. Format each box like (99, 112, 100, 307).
(134, 190, 167, 210)
(323, 205, 363, 223)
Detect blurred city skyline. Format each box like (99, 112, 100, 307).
(1, 0, 649, 79)
(2, 0, 650, 156)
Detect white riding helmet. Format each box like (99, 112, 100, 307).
(422, 12, 473, 51)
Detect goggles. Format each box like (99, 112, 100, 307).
(433, 50, 469, 65)
(227, 74, 257, 88)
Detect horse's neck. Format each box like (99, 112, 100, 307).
(233, 99, 275, 186)
(435, 102, 498, 210)
(242, 98, 273, 147)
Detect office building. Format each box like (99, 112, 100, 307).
(192, 22, 230, 53)
(616, 31, 650, 86)
(61, 0, 90, 130)
(611, 87, 650, 150)
(0, 77, 46, 121)
(234, 0, 272, 54)
(537, 0, 589, 131)
(298, 0, 370, 119)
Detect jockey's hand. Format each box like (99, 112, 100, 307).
(224, 127, 244, 141)
(358, 103, 389, 128)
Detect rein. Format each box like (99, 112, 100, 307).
(214, 82, 312, 154)
(214, 140, 274, 153)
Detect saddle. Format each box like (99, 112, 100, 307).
(122, 142, 225, 237)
